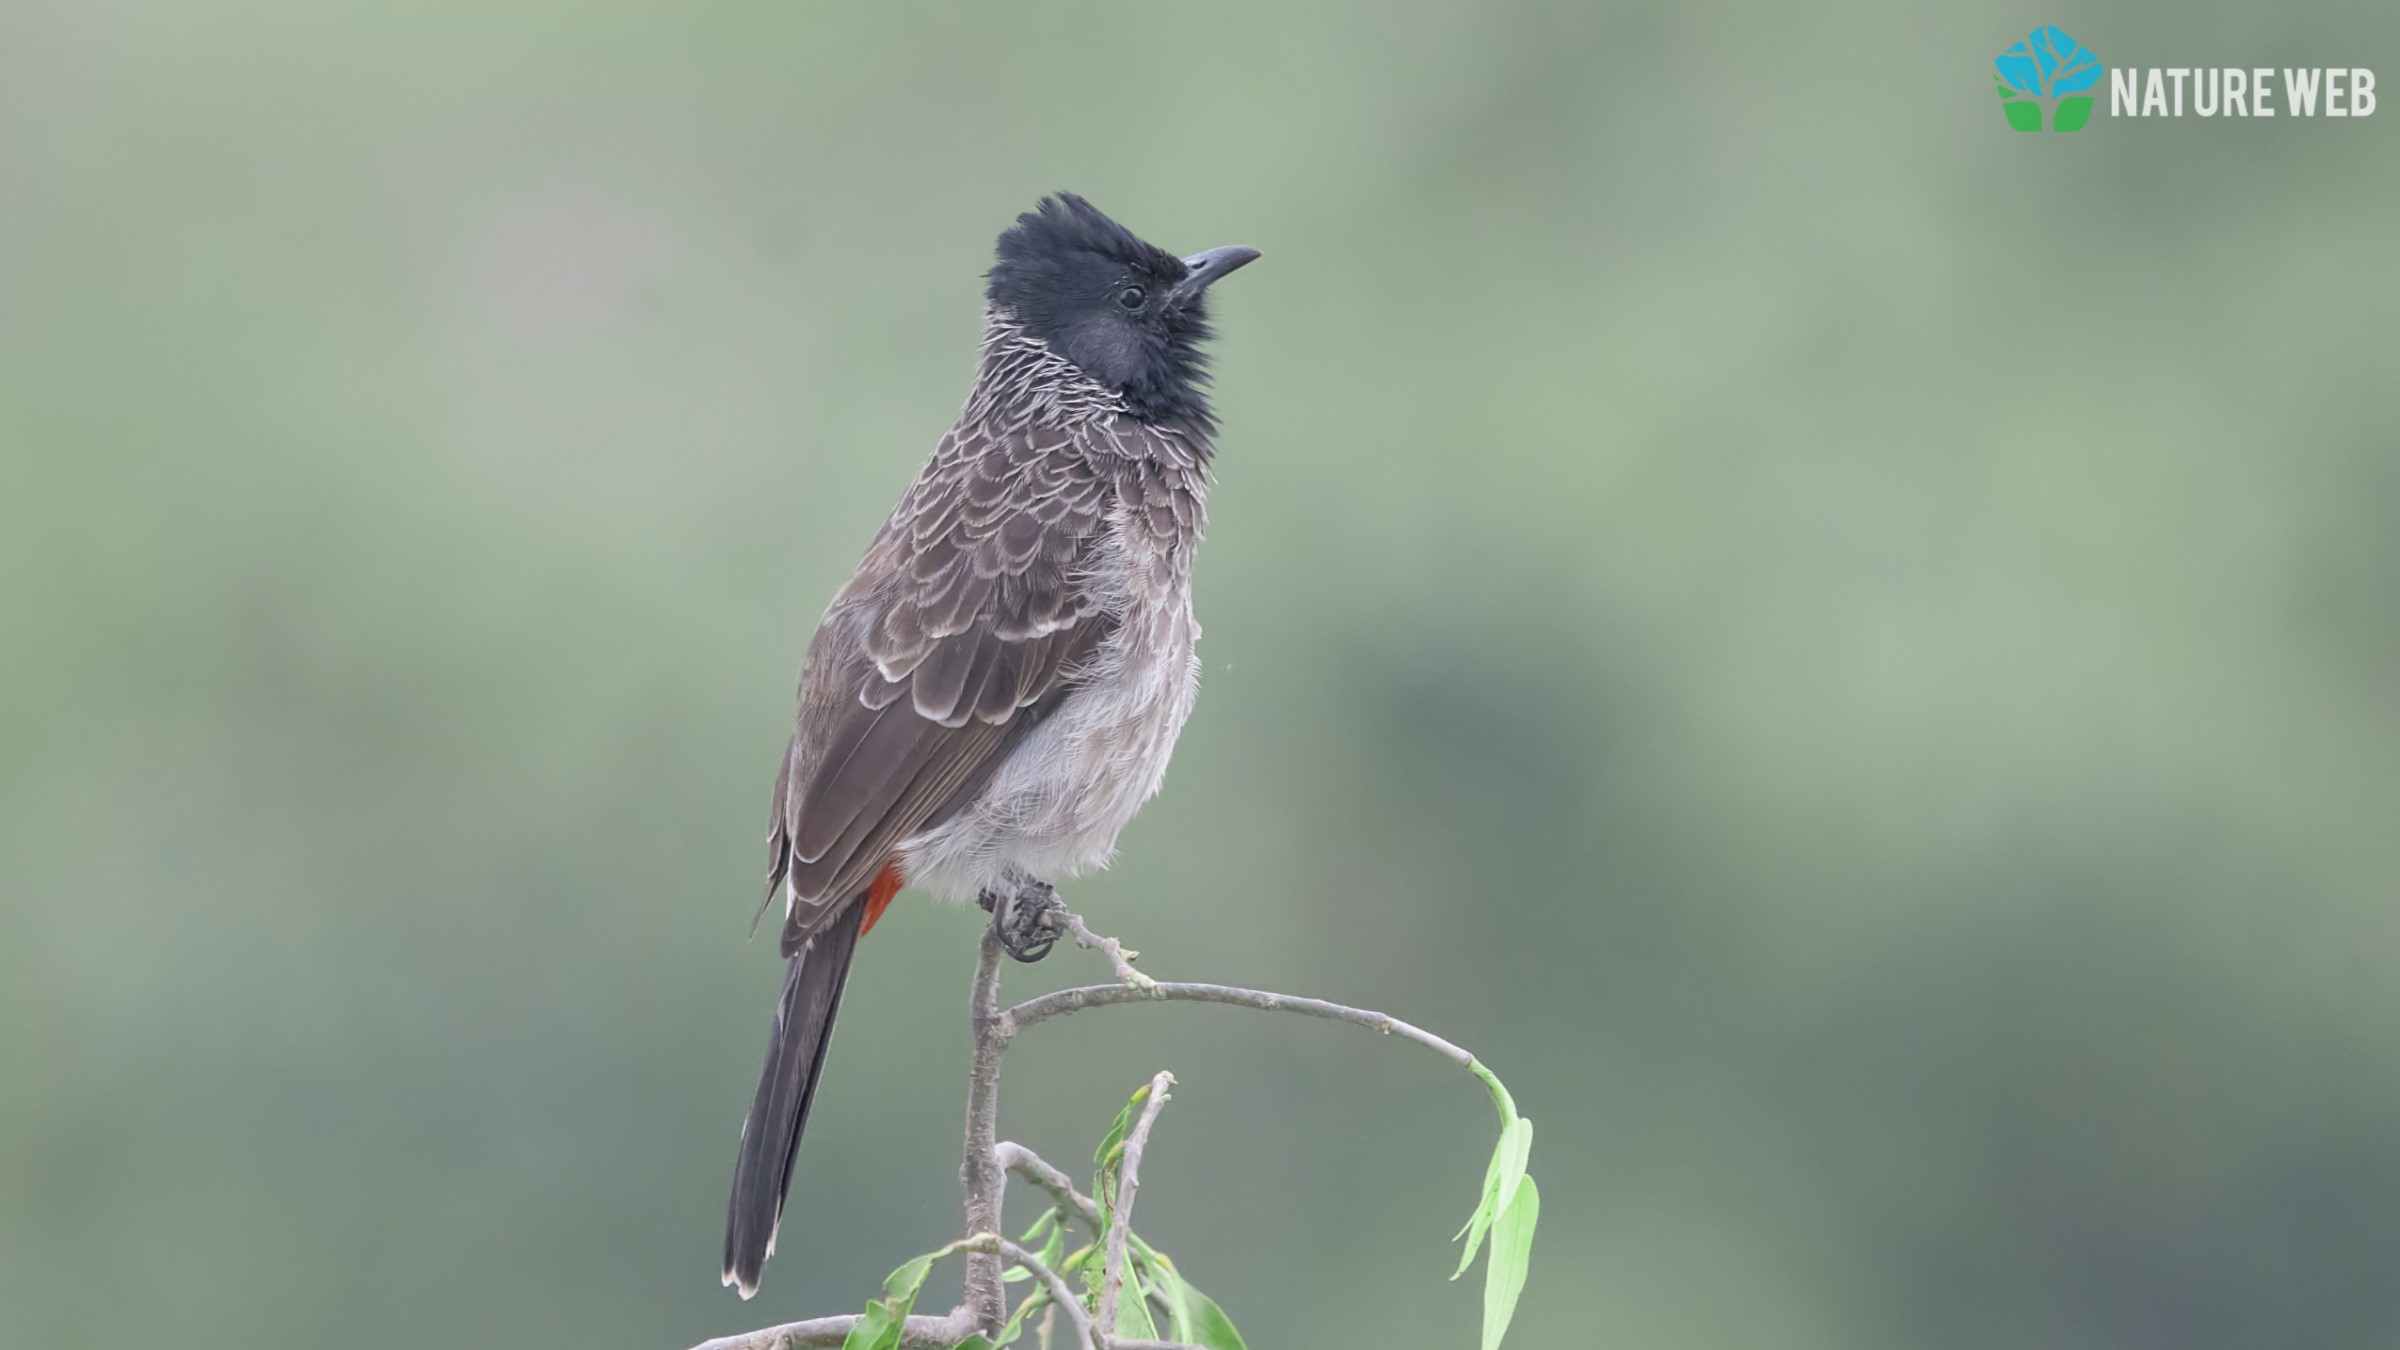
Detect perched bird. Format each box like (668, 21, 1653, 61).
(722, 194, 1259, 1298)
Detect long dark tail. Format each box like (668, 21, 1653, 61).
(722, 901, 865, 1298)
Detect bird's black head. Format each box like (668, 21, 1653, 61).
(986, 193, 1259, 427)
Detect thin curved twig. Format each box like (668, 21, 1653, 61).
(984, 1236, 1100, 1350)
(1063, 910, 1155, 988)
(1003, 980, 1477, 1070)
(1095, 1071, 1174, 1341)
(685, 1304, 980, 1350)
(997, 1140, 1104, 1232)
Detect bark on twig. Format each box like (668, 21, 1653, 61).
(685, 1305, 983, 1350)
(961, 932, 1010, 1334)
(997, 1141, 1103, 1233)
(984, 1236, 1100, 1350)
(1064, 911, 1154, 988)
(1095, 1071, 1174, 1341)
(1004, 980, 1477, 1069)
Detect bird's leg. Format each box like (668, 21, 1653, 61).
(982, 875, 1066, 964)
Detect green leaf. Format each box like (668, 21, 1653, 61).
(840, 1300, 895, 1350)
(1017, 1207, 1059, 1246)
(1094, 1077, 1160, 1217)
(1494, 1116, 1534, 1217)
(1149, 1260, 1249, 1350)
(992, 1291, 1039, 1349)
(1454, 1063, 1533, 1279)
(841, 1240, 961, 1350)
(1095, 1084, 1147, 1171)
(1003, 1208, 1067, 1284)
(882, 1248, 943, 1303)
(1453, 1117, 1531, 1277)
(1479, 1175, 1540, 1350)
(1185, 1287, 1250, 1350)
(1060, 1239, 1096, 1301)
(997, 1286, 1045, 1346)
(1452, 1136, 1504, 1248)
(1114, 1267, 1161, 1342)
(1140, 1252, 1189, 1338)
(1039, 1209, 1066, 1273)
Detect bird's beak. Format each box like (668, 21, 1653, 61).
(1172, 245, 1261, 303)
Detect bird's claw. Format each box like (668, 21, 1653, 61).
(989, 881, 1066, 963)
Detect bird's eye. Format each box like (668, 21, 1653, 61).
(1116, 285, 1146, 310)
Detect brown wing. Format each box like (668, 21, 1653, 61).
(763, 420, 1118, 955)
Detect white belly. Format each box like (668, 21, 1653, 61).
(898, 575, 1200, 903)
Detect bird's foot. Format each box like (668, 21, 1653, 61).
(983, 881, 1066, 964)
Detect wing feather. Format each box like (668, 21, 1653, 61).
(763, 419, 1121, 954)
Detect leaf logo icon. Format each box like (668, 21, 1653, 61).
(1994, 25, 2105, 132)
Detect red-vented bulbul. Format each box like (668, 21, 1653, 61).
(722, 194, 1258, 1297)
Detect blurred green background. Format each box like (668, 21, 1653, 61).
(6, 2, 2399, 1347)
